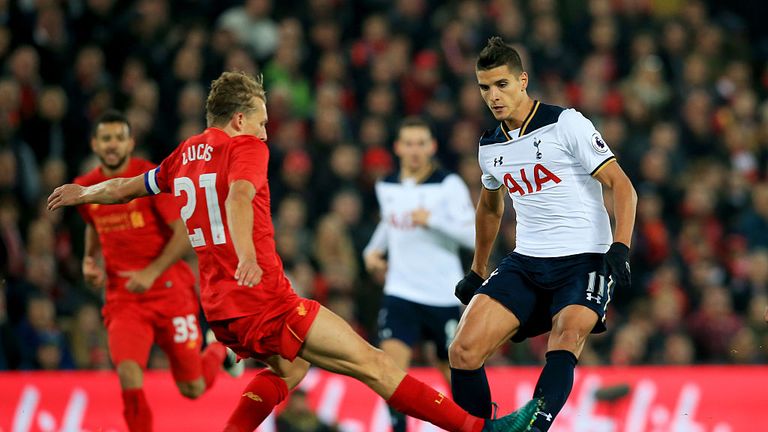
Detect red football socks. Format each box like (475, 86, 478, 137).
(223, 369, 288, 432)
(122, 388, 153, 432)
(202, 342, 227, 389)
(387, 374, 485, 432)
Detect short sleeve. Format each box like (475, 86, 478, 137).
(228, 137, 268, 190)
(479, 150, 503, 190)
(145, 164, 173, 195)
(144, 147, 180, 195)
(558, 109, 616, 175)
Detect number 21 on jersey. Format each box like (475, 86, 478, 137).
(174, 173, 226, 247)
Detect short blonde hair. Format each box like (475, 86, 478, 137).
(205, 71, 265, 126)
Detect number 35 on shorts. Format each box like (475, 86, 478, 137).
(172, 314, 199, 343)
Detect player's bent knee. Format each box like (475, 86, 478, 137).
(281, 360, 310, 390)
(549, 327, 588, 352)
(116, 361, 143, 389)
(176, 380, 205, 399)
(448, 340, 484, 369)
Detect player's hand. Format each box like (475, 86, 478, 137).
(364, 251, 388, 275)
(119, 267, 160, 293)
(410, 208, 431, 227)
(82, 257, 105, 288)
(605, 242, 631, 290)
(455, 270, 485, 305)
(48, 184, 85, 211)
(235, 257, 262, 287)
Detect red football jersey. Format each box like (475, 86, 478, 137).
(145, 128, 295, 321)
(75, 158, 196, 306)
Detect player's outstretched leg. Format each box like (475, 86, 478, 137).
(380, 338, 412, 432)
(223, 356, 310, 432)
(299, 306, 539, 432)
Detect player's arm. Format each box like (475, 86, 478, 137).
(363, 221, 388, 275)
(470, 186, 505, 277)
(82, 224, 106, 288)
(225, 179, 262, 287)
(48, 174, 149, 211)
(593, 161, 637, 248)
(594, 160, 637, 289)
(119, 219, 192, 293)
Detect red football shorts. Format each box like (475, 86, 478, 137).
(103, 300, 203, 382)
(209, 297, 320, 362)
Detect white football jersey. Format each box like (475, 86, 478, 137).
(364, 168, 475, 306)
(478, 101, 614, 257)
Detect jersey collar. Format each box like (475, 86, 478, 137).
(500, 99, 540, 140)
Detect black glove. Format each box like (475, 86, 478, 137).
(455, 270, 485, 305)
(605, 242, 631, 290)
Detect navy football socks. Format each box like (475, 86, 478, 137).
(531, 350, 577, 431)
(450, 366, 492, 418)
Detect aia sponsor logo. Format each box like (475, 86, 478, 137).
(502, 164, 561, 196)
(387, 213, 417, 229)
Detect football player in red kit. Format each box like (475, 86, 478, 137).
(50, 73, 539, 432)
(74, 110, 242, 432)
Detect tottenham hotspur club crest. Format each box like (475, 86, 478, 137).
(533, 137, 542, 160)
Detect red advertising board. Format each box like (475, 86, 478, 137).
(1, 366, 766, 431)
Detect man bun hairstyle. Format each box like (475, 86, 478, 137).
(206, 71, 266, 127)
(476, 36, 524, 73)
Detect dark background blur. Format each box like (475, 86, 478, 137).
(1, 0, 767, 372)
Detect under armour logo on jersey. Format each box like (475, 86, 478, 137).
(533, 138, 542, 160)
(493, 156, 504, 166)
(535, 410, 554, 422)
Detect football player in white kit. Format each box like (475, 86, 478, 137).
(448, 37, 637, 432)
(364, 117, 476, 432)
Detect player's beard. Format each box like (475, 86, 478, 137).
(99, 152, 128, 171)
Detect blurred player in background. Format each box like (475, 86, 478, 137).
(449, 37, 637, 432)
(74, 110, 242, 432)
(365, 117, 475, 432)
(50, 72, 540, 432)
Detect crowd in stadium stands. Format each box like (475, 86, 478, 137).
(1, 0, 768, 372)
